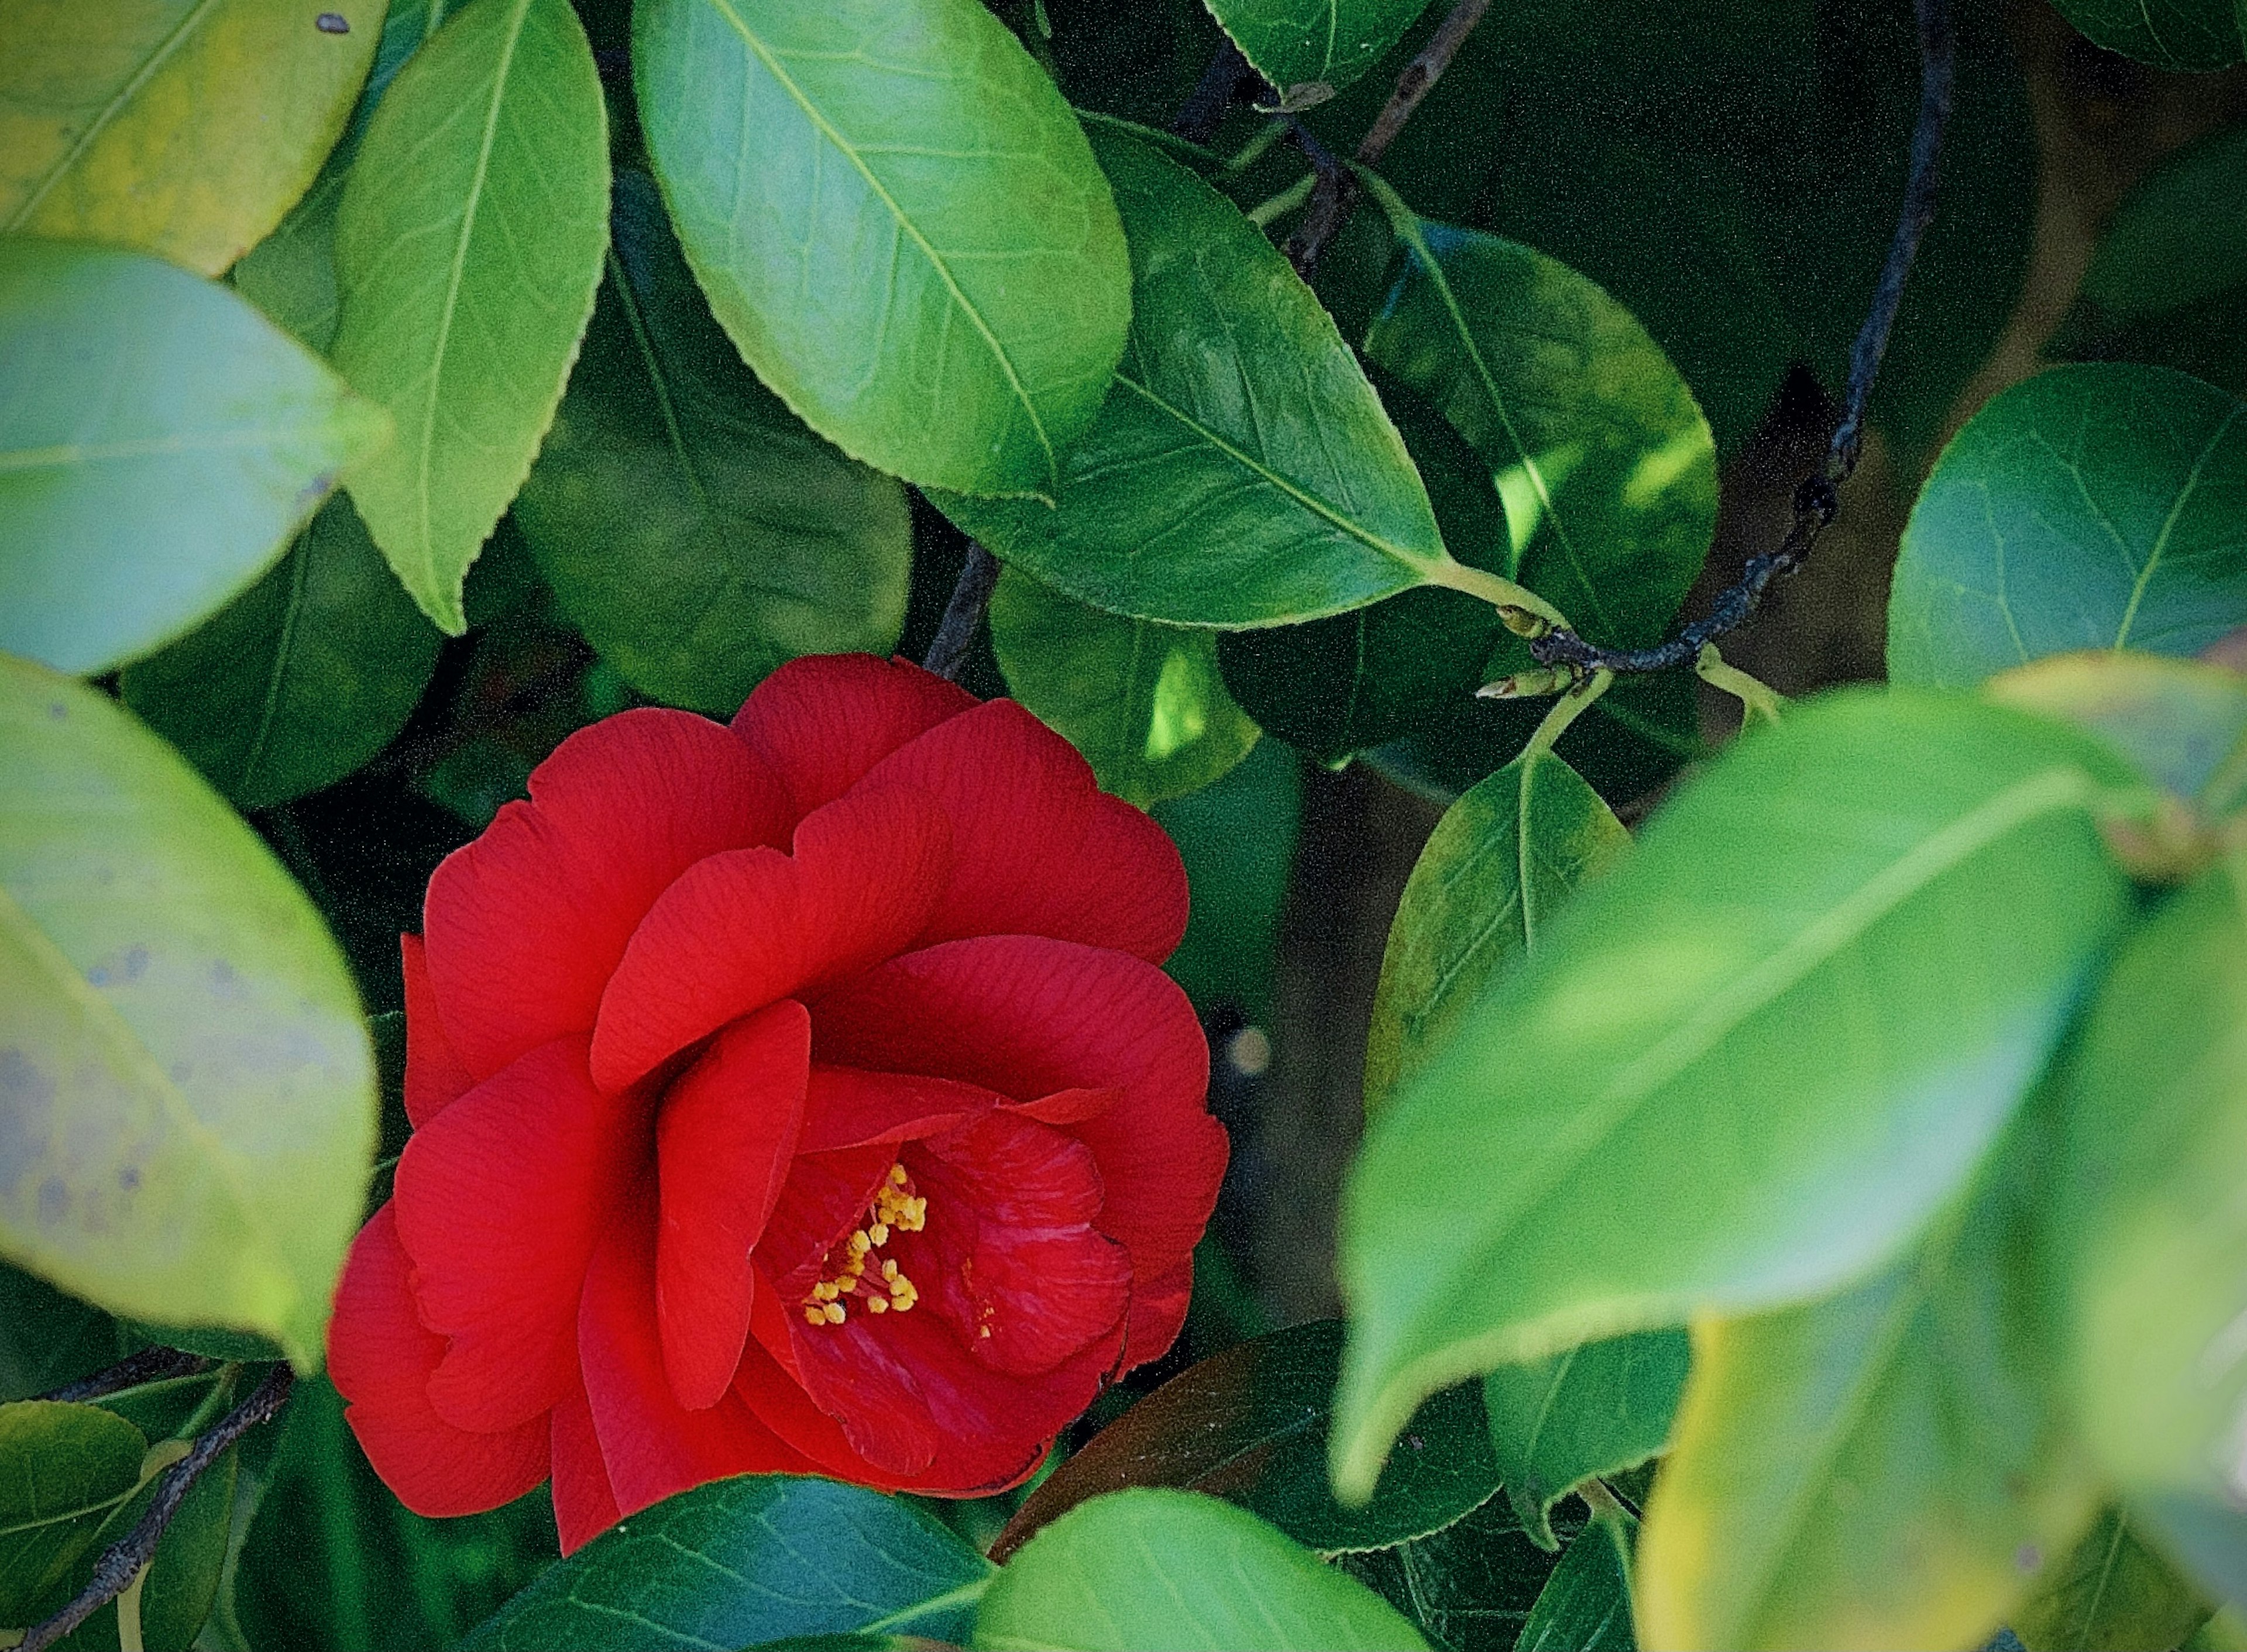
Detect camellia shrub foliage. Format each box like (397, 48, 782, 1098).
(2, 0, 2246, 1647)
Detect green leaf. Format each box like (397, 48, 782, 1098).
(0, 1400, 146, 1625)
(1360, 196, 1718, 653)
(233, 1376, 556, 1652)
(1636, 1092, 2100, 1652)
(0, 0, 382, 276)
(990, 569, 1259, 808)
(1363, 746, 1629, 1119)
(0, 658, 376, 1365)
(67, 1440, 238, 1652)
(333, 0, 610, 634)
(1335, 1497, 1567, 1652)
(514, 170, 912, 715)
(0, 238, 390, 677)
(1516, 1507, 1636, 1652)
(1151, 741, 1301, 1020)
(118, 497, 441, 811)
(2049, 0, 2242, 67)
(1333, 689, 2140, 1500)
(1985, 651, 2247, 821)
(463, 1475, 989, 1650)
(995, 1320, 1501, 1563)
(974, 1488, 1429, 1651)
(1199, 0, 1434, 102)
(937, 126, 1463, 628)
(1888, 364, 2247, 688)
(0, 1264, 129, 1403)
(1215, 367, 1512, 763)
(2058, 852, 2247, 1606)
(633, 0, 1129, 498)
(2015, 1508, 2214, 1652)
(1484, 1330, 1686, 1551)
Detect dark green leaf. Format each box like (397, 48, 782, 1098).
(334, 0, 611, 633)
(0, 0, 380, 276)
(0, 1265, 128, 1403)
(1363, 744, 1629, 1118)
(1360, 195, 1717, 653)
(996, 1321, 1501, 1562)
(119, 497, 441, 811)
(1200, 0, 1434, 101)
(0, 1400, 145, 1624)
(1334, 690, 2140, 1499)
(990, 569, 1259, 807)
(2015, 1507, 2213, 1652)
(80, 1443, 236, 1652)
(464, 1475, 989, 1651)
(515, 170, 911, 713)
(974, 1489, 1428, 1651)
(1485, 1330, 1686, 1551)
(1336, 1498, 1566, 1652)
(1517, 1508, 1636, 1652)
(1151, 740, 1301, 1020)
(938, 126, 1470, 628)
(1889, 365, 2247, 688)
(2048, 0, 2242, 67)
(1637, 1092, 2099, 1651)
(634, 0, 1128, 498)
(0, 658, 377, 1365)
(0, 238, 389, 676)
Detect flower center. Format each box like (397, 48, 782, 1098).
(802, 1161, 926, 1327)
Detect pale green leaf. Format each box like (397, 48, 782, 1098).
(1986, 651, 2247, 820)
(1200, 0, 1434, 102)
(0, 658, 377, 1365)
(334, 0, 610, 633)
(0, 238, 390, 676)
(634, 0, 1129, 497)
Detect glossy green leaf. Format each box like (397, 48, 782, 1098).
(2015, 1508, 2213, 1652)
(1484, 1330, 1686, 1551)
(1336, 1498, 1566, 1652)
(996, 1320, 1501, 1562)
(2049, 0, 2242, 67)
(1516, 1508, 1636, 1652)
(1334, 690, 2141, 1500)
(334, 0, 610, 634)
(515, 170, 912, 715)
(1360, 195, 1719, 653)
(634, 0, 1128, 498)
(1152, 740, 1301, 1020)
(61, 1440, 239, 1652)
(1889, 365, 2247, 688)
(1986, 652, 2247, 821)
(2059, 852, 2247, 1607)
(1363, 745, 1628, 1118)
(0, 658, 377, 1365)
(1638, 1093, 2100, 1652)
(990, 569, 1259, 808)
(235, 1376, 555, 1652)
(0, 0, 382, 276)
(1216, 368, 1512, 763)
(0, 1400, 145, 1624)
(0, 238, 390, 677)
(974, 1489, 1429, 1651)
(232, 0, 451, 352)
(463, 1475, 989, 1650)
(119, 497, 441, 811)
(938, 126, 1466, 628)
(1200, 0, 1433, 102)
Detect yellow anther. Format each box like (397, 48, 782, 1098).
(868, 1296, 888, 1313)
(978, 1325, 991, 1339)
(804, 1306, 825, 1326)
(882, 1259, 899, 1281)
(838, 1276, 857, 1293)
(892, 1295, 913, 1313)
(869, 1222, 889, 1246)
(890, 1164, 909, 1186)
(823, 1301, 846, 1324)
(848, 1230, 871, 1254)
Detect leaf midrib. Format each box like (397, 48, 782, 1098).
(698, 0, 1056, 484)
(2112, 402, 2242, 649)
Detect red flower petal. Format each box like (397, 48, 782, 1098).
(910, 1114, 1131, 1376)
(764, 1293, 942, 1478)
(797, 1066, 996, 1154)
(810, 936, 1222, 1321)
(393, 1036, 645, 1433)
(733, 1285, 887, 1482)
(331, 1206, 550, 1517)
(730, 653, 977, 820)
(757, 1143, 898, 1300)
(1005, 1086, 1121, 1127)
(853, 701, 1187, 962)
(424, 709, 791, 1077)
(548, 1385, 621, 1555)
(655, 1001, 811, 1412)
(589, 783, 952, 1092)
(400, 934, 474, 1128)
(579, 1209, 818, 1517)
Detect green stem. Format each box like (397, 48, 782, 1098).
(1245, 173, 1315, 228)
(1427, 559, 1571, 629)
(1695, 643, 1786, 729)
(1225, 116, 1290, 173)
(1525, 670, 1614, 759)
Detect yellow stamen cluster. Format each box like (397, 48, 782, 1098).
(802, 1162, 926, 1327)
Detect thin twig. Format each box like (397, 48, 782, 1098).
(20, 1367, 294, 1652)
(39, 1347, 212, 1405)
(1286, 0, 1494, 274)
(922, 542, 1002, 682)
(1527, 0, 1954, 680)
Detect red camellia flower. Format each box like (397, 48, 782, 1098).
(327, 655, 1226, 1551)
